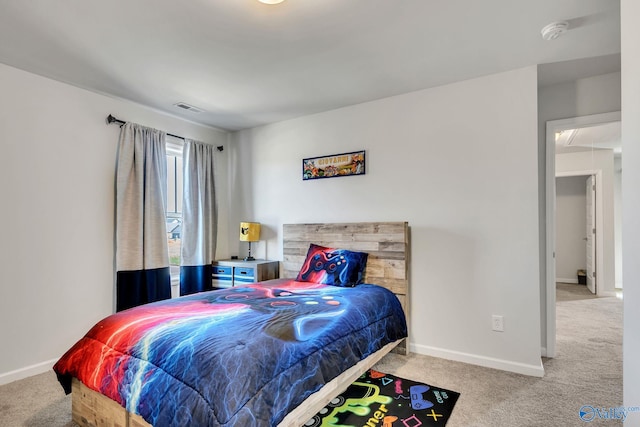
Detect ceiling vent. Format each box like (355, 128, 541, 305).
(174, 102, 204, 113)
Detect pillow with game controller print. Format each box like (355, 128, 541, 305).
(296, 244, 368, 287)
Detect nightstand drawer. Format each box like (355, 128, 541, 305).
(211, 260, 279, 288)
(212, 266, 233, 289)
(234, 267, 255, 283)
(212, 266, 232, 280)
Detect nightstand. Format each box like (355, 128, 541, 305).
(211, 259, 279, 289)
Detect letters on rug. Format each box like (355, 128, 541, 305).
(305, 369, 460, 426)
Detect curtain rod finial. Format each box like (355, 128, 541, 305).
(107, 114, 125, 127)
(217, 146, 224, 152)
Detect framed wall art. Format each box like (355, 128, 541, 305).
(302, 150, 365, 180)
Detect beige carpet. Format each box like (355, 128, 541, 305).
(0, 283, 622, 426)
(376, 283, 623, 426)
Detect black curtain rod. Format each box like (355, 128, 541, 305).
(106, 114, 223, 151)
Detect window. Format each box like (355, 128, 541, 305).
(166, 137, 183, 281)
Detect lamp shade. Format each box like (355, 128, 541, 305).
(240, 222, 261, 242)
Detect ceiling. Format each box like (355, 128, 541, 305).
(0, 0, 621, 131)
(555, 121, 622, 155)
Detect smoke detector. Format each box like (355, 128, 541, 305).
(541, 21, 569, 41)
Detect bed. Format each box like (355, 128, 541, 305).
(54, 221, 410, 427)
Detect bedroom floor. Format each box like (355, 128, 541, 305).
(375, 282, 623, 427)
(0, 283, 622, 427)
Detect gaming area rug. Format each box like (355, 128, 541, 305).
(305, 369, 460, 427)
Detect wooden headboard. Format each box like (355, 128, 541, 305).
(282, 221, 410, 354)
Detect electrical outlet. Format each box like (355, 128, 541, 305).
(492, 315, 504, 332)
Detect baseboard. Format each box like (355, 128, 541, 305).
(599, 290, 618, 298)
(541, 346, 548, 358)
(556, 277, 578, 284)
(0, 358, 58, 386)
(410, 343, 545, 378)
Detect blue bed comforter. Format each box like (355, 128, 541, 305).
(54, 279, 407, 426)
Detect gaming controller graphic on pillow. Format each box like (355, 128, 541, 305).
(299, 250, 350, 285)
(410, 384, 434, 410)
(210, 286, 347, 342)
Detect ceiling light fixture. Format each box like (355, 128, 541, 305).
(555, 129, 578, 146)
(541, 21, 569, 41)
(258, 0, 285, 4)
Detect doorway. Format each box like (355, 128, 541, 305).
(544, 111, 621, 358)
(555, 174, 597, 294)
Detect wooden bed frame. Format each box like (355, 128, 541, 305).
(72, 221, 410, 427)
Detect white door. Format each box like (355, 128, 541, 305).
(586, 175, 596, 294)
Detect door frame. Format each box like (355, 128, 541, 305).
(586, 174, 597, 294)
(544, 111, 620, 358)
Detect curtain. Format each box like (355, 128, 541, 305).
(115, 123, 171, 311)
(180, 140, 218, 296)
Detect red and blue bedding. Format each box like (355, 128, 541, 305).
(54, 279, 407, 426)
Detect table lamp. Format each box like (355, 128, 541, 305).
(240, 222, 261, 261)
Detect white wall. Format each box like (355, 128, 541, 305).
(622, 0, 640, 415)
(230, 67, 543, 376)
(555, 149, 616, 296)
(0, 63, 229, 384)
(555, 176, 587, 283)
(539, 72, 621, 122)
(537, 71, 620, 350)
